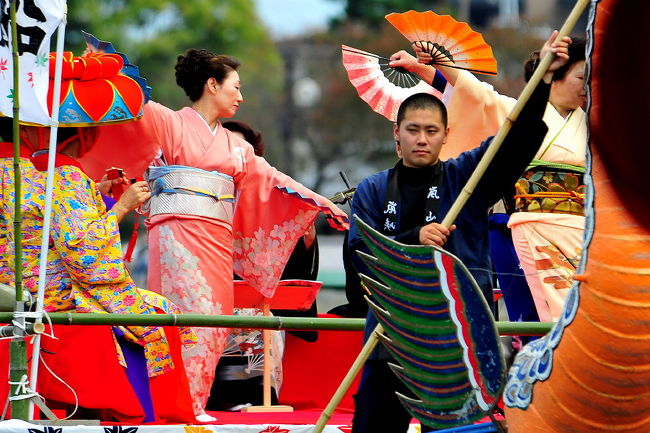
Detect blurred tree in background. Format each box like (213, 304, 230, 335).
(65, 0, 283, 140)
(339, 0, 452, 27)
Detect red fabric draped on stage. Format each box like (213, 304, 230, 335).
(277, 314, 364, 412)
(1, 314, 364, 423)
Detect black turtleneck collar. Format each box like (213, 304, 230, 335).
(396, 159, 443, 185)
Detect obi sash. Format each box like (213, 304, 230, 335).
(146, 165, 235, 224)
(513, 160, 585, 216)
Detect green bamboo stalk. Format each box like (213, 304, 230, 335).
(0, 312, 554, 335)
(8, 0, 29, 421)
(9, 0, 22, 303)
(9, 335, 27, 419)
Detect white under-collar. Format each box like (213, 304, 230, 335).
(190, 108, 219, 135)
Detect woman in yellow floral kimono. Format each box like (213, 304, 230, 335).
(0, 122, 196, 422)
(0, 49, 196, 423)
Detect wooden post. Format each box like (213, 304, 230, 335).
(242, 299, 293, 413)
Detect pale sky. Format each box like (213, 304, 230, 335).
(253, 0, 345, 38)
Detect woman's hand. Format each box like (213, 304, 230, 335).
(97, 173, 128, 197)
(540, 30, 571, 83)
(111, 181, 151, 222)
(303, 224, 317, 249)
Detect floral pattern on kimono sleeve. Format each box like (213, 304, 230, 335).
(50, 167, 125, 285)
(233, 208, 319, 297)
(231, 139, 348, 297)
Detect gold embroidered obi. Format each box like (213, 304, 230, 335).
(513, 161, 585, 216)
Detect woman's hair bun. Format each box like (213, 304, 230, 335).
(174, 49, 240, 102)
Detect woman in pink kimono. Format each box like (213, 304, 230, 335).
(89, 49, 348, 420)
(389, 33, 587, 322)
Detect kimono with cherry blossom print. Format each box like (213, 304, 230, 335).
(138, 102, 348, 415)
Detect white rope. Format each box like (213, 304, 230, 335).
(1, 332, 77, 419)
(0, 311, 57, 341)
(39, 352, 78, 420)
(15, 311, 57, 339)
(3, 360, 78, 420)
(7, 375, 38, 401)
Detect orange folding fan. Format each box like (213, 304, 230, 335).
(385, 10, 497, 76)
(341, 45, 444, 122)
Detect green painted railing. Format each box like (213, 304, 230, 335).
(0, 312, 554, 336)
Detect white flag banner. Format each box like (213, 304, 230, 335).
(0, 0, 66, 125)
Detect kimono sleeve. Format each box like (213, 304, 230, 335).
(231, 142, 348, 297)
(50, 166, 130, 286)
(237, 143, 349, 228)
(443, 70, 515, 160)
(448, 81, 550, 207)
(79, 101, 173, 179)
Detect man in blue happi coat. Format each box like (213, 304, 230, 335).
(348, 35, 572, 433)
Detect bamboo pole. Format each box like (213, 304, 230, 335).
(9, 0, 21, 305)
(440, 0, 590, 227)
(312, 1, 590, 431)
(0, 312, 553, 334)
(0, 312, 366, 330)
(8, 0, 29, 421)
(0, 322, 45, 338)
